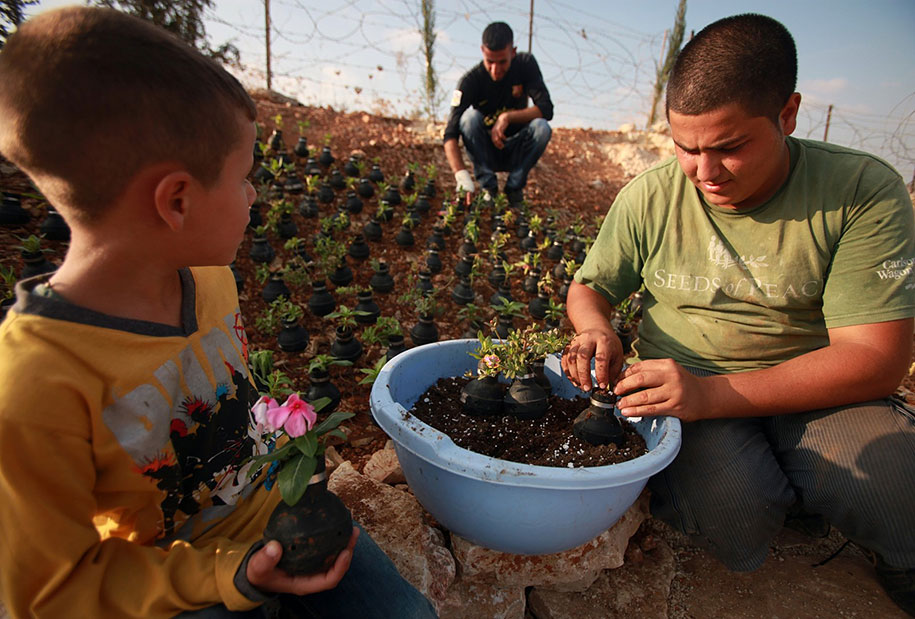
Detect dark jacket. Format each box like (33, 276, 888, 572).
(443, 52, 553, 143)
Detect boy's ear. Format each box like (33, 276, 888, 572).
(153, 170, 195, 231)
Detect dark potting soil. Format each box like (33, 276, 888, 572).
(409, 377, 648, 468)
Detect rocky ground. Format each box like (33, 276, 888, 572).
(1, 91, 913, 617)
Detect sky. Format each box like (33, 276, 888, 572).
(27, 1, 915, 178)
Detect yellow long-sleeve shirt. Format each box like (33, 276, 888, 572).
(0, 266, 279, 618)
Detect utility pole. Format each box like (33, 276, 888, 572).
(823, 104, 833, 142)
(265, 0, 272, 92)
(528, 0, 534, 52)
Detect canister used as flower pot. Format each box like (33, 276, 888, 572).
(357, 178, 375, 199)
(368, 164, 384, 184)
(39, 207, 70, 241)
(262, 274, 291, 304)
(330, 326, 363, 363)
(503, 373, 548, 419)
(0, 193, 30, 226)
(410, 314, 438, 347)
(369, 339, 681, 555)
(307, 281, 336, 317)
(277, 318, 309, 353)
(249, 235, 275, 264)
(573, 389, 624, 446)
(369, 262, 395, 294)
(354, 290, 380, 324)
(293, 135, 309, 158)
(348, 234, 370, 261)
(328, 261, 353, 288)
(318, 145, 335, 168)
(363, 217, 383, 242)
(263, 457, 352, 576)
(426, 249, 443, 274)
(385, 334, 407, 362)
(306, 368, 341, 413)
(460, 375, 505, 416)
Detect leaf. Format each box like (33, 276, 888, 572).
(246, 441, 297, 470)
(294, 434, 318, 457)
(325, 428, 348, 441)
(277, 453, 318, 505)
(313, 410, 355, 436)
(308, 396, 333, 413)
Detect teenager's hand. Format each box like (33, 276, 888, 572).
(560, 328, 623, 392)
(246, 527, 359, 596)
(491, 113, 510, 149)
(614, 359, 711, 422)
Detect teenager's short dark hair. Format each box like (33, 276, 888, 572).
(666, 13, 797, 121)
(0, 7, 256, 223)
(482, 22, 513, 51)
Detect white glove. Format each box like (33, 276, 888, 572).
(454, 169, 475, 195)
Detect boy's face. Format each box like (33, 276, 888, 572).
(668, 95, 800, 211)
(190, 114, 257, 265)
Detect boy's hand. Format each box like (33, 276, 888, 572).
(247, 527, 359, 595)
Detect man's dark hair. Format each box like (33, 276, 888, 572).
(482, 22, 513, 51)
(666, 13, 797, 121)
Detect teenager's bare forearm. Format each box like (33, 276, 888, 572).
(566, 280, 614, 334)
(500, 105, 543, 125)
(616, 318, 914, 421)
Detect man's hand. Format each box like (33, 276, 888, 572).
(246, 527, 359, 596)
(454, 169, 474, 205)
(560, 328, 624, 392)
(491, 113, 510, 149)
(614, 359, 712, 422)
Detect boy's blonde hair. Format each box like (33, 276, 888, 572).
(0, 6, 257, 223)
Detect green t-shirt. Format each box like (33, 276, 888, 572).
(576, 137, 915, 373)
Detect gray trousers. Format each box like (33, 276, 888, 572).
(648, 370, 915, 572)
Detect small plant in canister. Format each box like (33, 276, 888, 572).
(304, 354, 352, 414)
(325, 304, 370, 363)
(460, 333, 506, 416)
(275, 298, 309, 353)
(245, 362, 354, 577)
(15, 234, 56, 279)
(572, 388, 625, 447)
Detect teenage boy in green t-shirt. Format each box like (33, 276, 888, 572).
(562, 14, 914, 615)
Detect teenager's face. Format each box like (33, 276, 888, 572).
(669, 94, 800, 211)
(481, 44, 516, 82)
(193, 115, 257, 265)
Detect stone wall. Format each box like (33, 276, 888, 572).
(329, 445, 659, 618)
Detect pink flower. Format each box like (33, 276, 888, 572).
(252, 396, 279, 432)
(268, 393, 317, 438)
(483, 354, 500, 369)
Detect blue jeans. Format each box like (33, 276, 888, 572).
(175, 524, 438, 618)
(648, 370, 915, 572)
(459, 107, 551, 193)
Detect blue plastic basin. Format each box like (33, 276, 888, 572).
(369, 338, 681, 555)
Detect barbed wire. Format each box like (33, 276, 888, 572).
(207, 1, 914, 179)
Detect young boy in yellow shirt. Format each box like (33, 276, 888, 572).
(0, 7, 436, 618)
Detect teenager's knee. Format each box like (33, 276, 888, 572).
(459, 108, 485, 136)
(528, 118, 552, 146)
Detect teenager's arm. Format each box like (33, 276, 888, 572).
(613, 318, 913, 421)
(492, 106, 543, 149)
